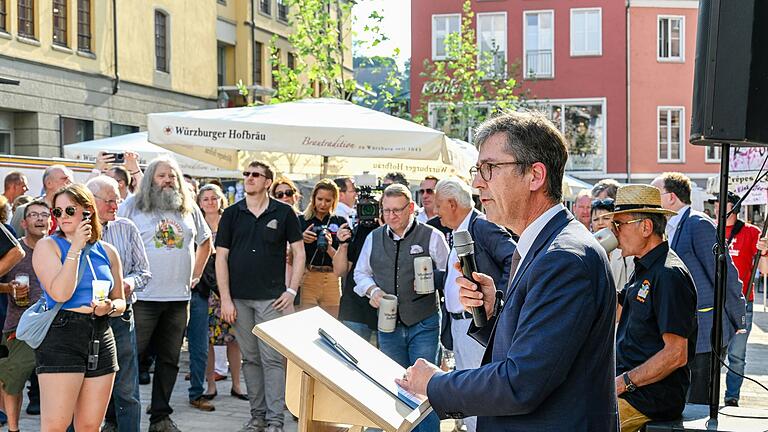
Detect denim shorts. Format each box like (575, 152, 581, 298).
(35, 309, 118, 377)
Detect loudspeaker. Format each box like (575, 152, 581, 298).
(690, 0, 768, 147)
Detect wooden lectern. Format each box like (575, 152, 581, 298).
(253, 307, 432, 432)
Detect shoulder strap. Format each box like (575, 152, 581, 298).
(727, 220, 745, 246)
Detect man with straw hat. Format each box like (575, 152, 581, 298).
(608, 184, 697, 432)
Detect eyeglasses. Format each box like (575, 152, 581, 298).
(26, 211, 51, 220)
(52, 206, 78, 218)
(470, 161, 527, 182)
(591, 198, 615, 211)
(243, 171, 268, 179)
(274, 190, 295, 199)
(611, 218, 647, 231)
(418, 188, 435, 195)
(382, 203, 410, 216)
(95, 195, 123, 207)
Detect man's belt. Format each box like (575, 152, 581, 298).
(308, 265, 334, 273)
(449, 311, 473, 320)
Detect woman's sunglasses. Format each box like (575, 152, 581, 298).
(52, 206, 79, 218)
(274, 190, 295, 199)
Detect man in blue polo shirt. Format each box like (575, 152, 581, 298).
(609, 185, 697, 432)
(216, 161, 305, 432)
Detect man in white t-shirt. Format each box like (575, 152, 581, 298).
(118, 158, 212, 431)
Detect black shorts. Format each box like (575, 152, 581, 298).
(35, 309, 118, 378)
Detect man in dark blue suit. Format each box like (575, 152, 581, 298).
(397, 112, 618, 431)
(433, 176, 517, 432)
(651, 172, 746, 404)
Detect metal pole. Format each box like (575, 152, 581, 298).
(709, 142, 730, 420)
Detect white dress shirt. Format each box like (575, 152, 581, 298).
(353, 216, 450, 297)
(444, 210, 475, 313)
(335, 202, 356, 224)
(512, 204, 566, 281)
(666, 205, 689, 243)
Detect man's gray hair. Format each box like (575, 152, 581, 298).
(435, 177, 473, 209)
(134, 157, 194, 214)
(473, 111, 567, 203)
(86, 175, 120, 197)
(42, 164, 73, 187)
(383, 183, 412, 202)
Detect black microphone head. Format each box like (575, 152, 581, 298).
(453, 230, 475, 256)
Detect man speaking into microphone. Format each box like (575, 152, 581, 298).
(397, 112, 619, 431)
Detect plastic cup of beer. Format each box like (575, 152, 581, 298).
(92, 280, 111, 303)
(13, 273, 30, 307)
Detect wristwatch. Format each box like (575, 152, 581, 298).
(622, 372, 637, 393)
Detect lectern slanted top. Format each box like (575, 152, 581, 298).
(253, 307, 432, 432)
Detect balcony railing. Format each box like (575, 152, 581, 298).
(525, 49, 553, 78)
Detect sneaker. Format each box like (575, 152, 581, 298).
(189, 397, 216, 412)
(148, 417, 182, 432)
(101, 420, 119, 432)
(265, 425, 284, 432)
(724, 398, 739, 407)
(26, 400, 40, 415)
(237, 418, 267, 432)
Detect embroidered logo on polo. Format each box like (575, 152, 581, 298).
(154, 219, 184, 249)
(636, 279, 651, 303)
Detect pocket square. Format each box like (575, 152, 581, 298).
(267, 219, 278, 229)
(410, 245, 424, 255)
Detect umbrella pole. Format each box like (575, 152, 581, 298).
(322, 156, 329, 177)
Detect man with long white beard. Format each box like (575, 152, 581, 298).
(118, 158, 212, 432)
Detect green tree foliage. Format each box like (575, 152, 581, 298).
(417, 0, 522, 140)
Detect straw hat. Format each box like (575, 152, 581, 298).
(605, 184, 677, 216)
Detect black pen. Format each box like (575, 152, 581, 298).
(318, 328, 358, 364)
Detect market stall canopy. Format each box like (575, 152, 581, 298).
(147, 98, 449, 162)
(62, 132, 241, 178)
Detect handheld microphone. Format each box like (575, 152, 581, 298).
(453, 230, 487, 328)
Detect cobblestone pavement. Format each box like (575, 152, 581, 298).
(13, 295, 768, 431)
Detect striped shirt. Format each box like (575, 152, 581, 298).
(102, 217, 152, 304)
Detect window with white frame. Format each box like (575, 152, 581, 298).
(570, 8, 601, 56)
(658, 16, 683, 61)
(431, 14, 460, 60)
(524, 10, 554, 78)
(528, 100, 605, 171)
(477, 12, 507, 77)
(705, 146, 721, 163)
(658, 107, 684, 162)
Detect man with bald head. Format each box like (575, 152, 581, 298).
(10, 165, 73, 236)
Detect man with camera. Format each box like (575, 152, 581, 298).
(333, 177, 358, 225)
(354, 183, 449, 432)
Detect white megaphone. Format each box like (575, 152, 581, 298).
(594, 227, 619, 254)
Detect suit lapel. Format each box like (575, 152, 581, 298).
(671, 207, 691, 251)
(480, 209, 572, 364)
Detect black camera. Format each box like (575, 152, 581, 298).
(313, 225, 329, 251)
(355, 185, 385, 228)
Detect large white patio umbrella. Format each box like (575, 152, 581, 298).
(63, 132, 241, 178)
(146, 98, 450, 174)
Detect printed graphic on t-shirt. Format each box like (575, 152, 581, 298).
(154, 219, 184, 249)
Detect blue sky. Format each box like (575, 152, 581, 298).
(352, 0, 411, 68)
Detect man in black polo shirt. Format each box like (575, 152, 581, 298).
(608, 185, 697, 432)
(216, 161, 305, 432)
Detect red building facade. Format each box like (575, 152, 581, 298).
(411, 0, 716, 183)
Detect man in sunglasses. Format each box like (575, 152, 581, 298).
(416, 176, 438, 224)
(606, 184, 696, 432)
(651, 172, 746, 404)
(397, 111, 618, 431)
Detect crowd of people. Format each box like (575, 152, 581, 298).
(0, 111, 762, 432)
